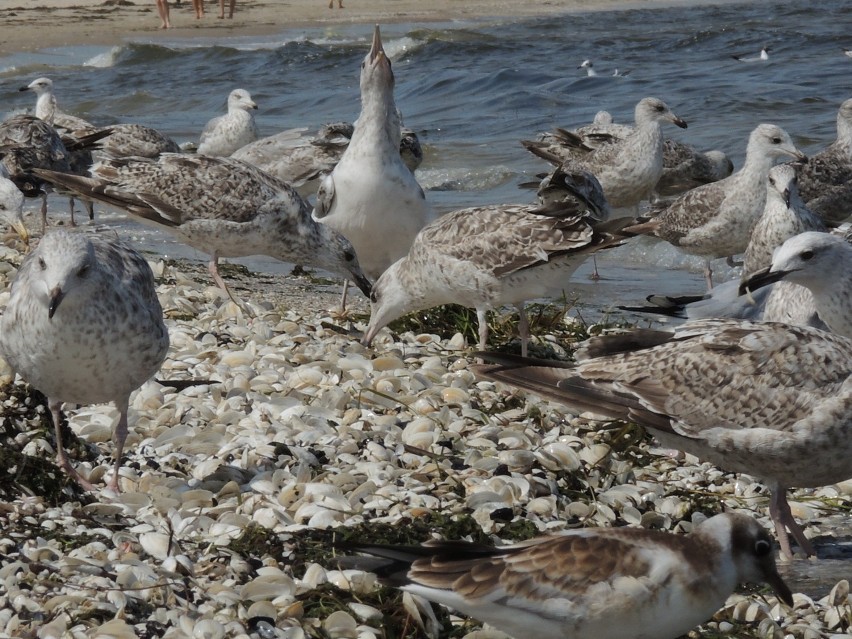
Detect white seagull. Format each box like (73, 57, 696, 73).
(197, 88, 259, 157)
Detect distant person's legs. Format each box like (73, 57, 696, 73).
(219, 0, 236, 18)
(156, 0, 171, 28)
(192, 0, 204, 18)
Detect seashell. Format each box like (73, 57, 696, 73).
(247, 601, 278, 621)
(348, 602, 382, 622)
(90, 619, 139, 639)
(193, 619, 226, 639)
(138, 532, 171, 560)
(441, 386, 469, 404)
(240, 574, 296, 602)
(371, 356, 405, 372)
(323, 610, 358, 639)
(219, 349, 256, 368)
(497, 449, 535, 471)
(827, 579, 850, 606)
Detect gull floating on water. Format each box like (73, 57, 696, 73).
(474, 317, 852, 559)
(196, 88, 259, 157)
(313, 25, 437, 304)
(629, 124, 806, 288)
(35, 154, 372, 308)
(363, 168, 628, 355)
(523, 97, 687, 210)
(731, 46, 770, 62)
(338, 512, 792, 639)
(0, 229, 170, 492)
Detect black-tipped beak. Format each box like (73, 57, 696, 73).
(353, 272, 373, 298)
(767, 568, 794, 607)
(18, 86, 31, 92)
(673, 116, 688, 129)
(48, 286, 64, 319)
(370, 24, 385, 63)
(739, 266, 792, 296)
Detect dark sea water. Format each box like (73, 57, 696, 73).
(1, 0, 851, 312)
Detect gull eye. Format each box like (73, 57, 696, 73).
(754, 539, 771, 556)
(801, 250, 815, 261)
(77, 264, 89, 278)
(655, 104, 665, 112)
(38, 257, 46, 270)
(769, 177, 776, 187)
(370, 290, 378, 304)
(344, 250, 355, 263)
(771, 137, 781, 144)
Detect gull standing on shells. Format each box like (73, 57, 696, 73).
(743, 231, 852, 337)
(793, 98, 852, 223)
(338, 512, 792, 639)
(363, 168, 629, 355)
(313, 25, 437, 299)
(628, 124, 806, 288)
(0, 166, 29, 244)
(522, 97, 687, 210)
(0, 229, 169, 491)
(34, 154, 373, 307)
(474, 318, 852, 559)
(196, 89, 259, 157)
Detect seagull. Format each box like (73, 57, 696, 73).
(232, 121, 423, 192)
(18, 76, 95, 132)
(363, 168, 628, 355)
(732, 46, 770, 62)
(742, 231, 852, 337)
(34, 154, 373, 307)
(196, 88, 259, 157)
(628, 124, 806, 288)
(313, 25, 437, 303)
(578, 59, 598, 76)
(525, 114, 731, 198)
(794, 98, 852, 224)
(0, 229, 169, 491)
(522, 97, 687, 209)
(94, 123, 181, 160)
(844, 48, 852, 58)
(621, 164, 826, 328)
(0, 166, 29, 244)
(474, 318, 852, 560)
(337, 512, 792, 639)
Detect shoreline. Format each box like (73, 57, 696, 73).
(0, 0, 750, 57)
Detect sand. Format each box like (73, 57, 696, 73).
(0, 0, 700, 56)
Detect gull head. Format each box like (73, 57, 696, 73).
(361, 25, 394, 92)
(227, 88, 257, 112)
(767, 163, 799, 209)
(635, 97, 687, 129)
(700, 513, 792, 606)
(748, 124, 806, 163)
(316, 229, 373, 299)
(362, 259, 414, 347)
(578, 59, 597, 76)
(741, 231, 845, 296)
(19, 77, 53, 95)
(28, 231, 99, 320)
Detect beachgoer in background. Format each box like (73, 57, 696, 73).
(156, 0, 171, 28)
(328, 0, 344, 7)
(192, 0, 204, 18)
(219, 0, 236, 18)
